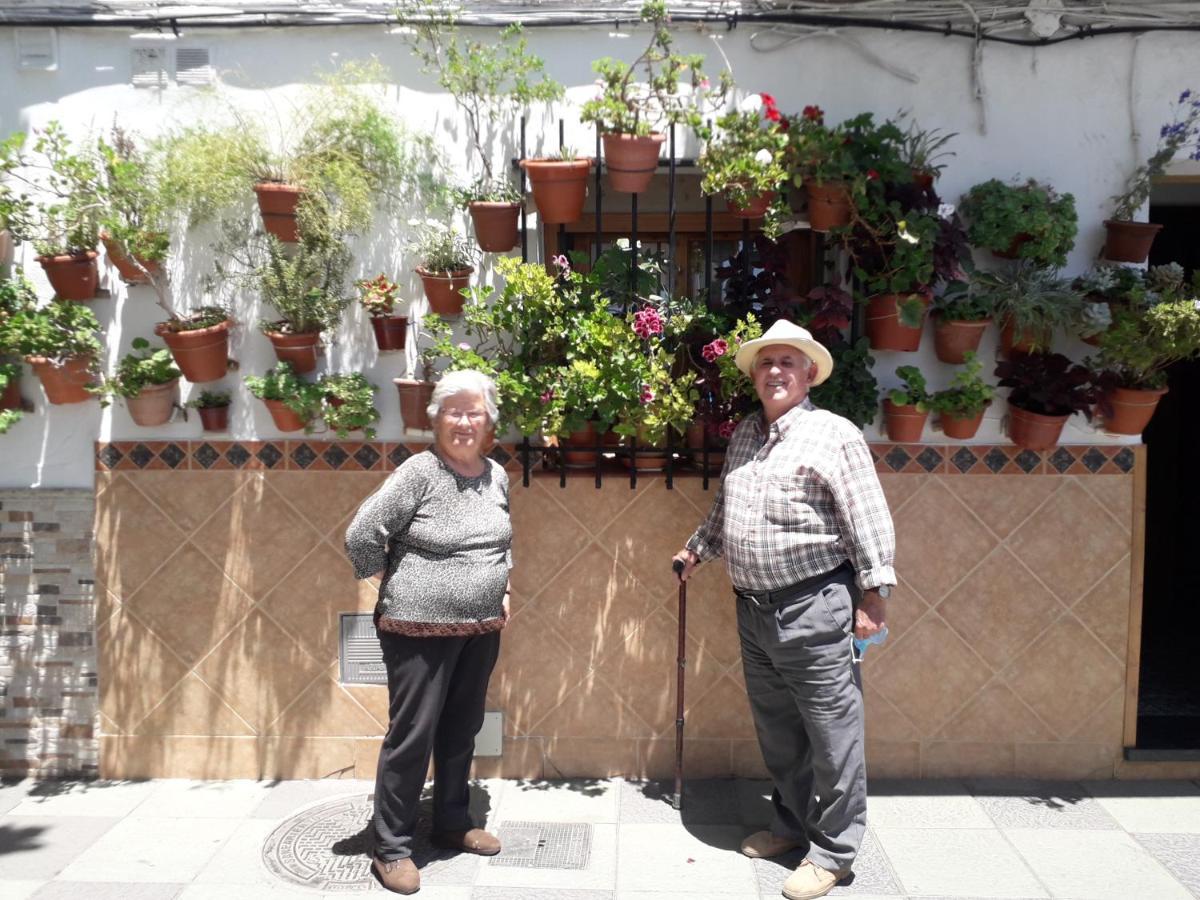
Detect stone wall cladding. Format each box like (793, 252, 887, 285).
(0, 489, 98, 777)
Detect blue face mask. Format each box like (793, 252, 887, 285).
(852, 625, 889, 663)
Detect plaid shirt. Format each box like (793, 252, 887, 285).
(686, 401, 896, 593)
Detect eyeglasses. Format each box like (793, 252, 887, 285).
(441, 409, 488, 424)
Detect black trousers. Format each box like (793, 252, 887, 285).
(372, 629, 501, 860)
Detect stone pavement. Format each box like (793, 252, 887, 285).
(1, 775, 1199, 899)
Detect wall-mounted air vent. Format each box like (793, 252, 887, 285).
(131, 48, 167, 89)
(174, 47, 214, 86)
(15, 28, 58, 71)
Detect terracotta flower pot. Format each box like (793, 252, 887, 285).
(1, 373, 22, 411)
(394, 378, 435, 431)
(468, 201, 521, 253)
(261, 398, 308, 432)
(559, 422, 602, 468)
(882, 399, 928, 442)
(1102, 219, 1162, 264)
(1007, 404, 1068, 451)
(155, 318, 231, 383)
(1103, 385, 1167, 435)
(685, 421, 726, 474)
(603, 132, 665, 194)
(100, 233, 161, 285)
(520, 158, 592, 225)
(726, 190, 776, 220)
(263, 329, 320, 374)
(999, 319, 1050, 357)
(933, 317, 991, 364)
(126, 379, 179, 427)
(618, 428, 671, 472)
(941, 406, 987, 440)
(38, 251, 99, 301)
(253, 182, 303, 243)
(804, 180, 852, 232)
(865, 293, 930, 352)
(912, 169, 935, 191)
(26, 355, 94, 405)
(416, 267, 472, 316)
(369, 315, 408, 353)
(197, 404, 229, 432)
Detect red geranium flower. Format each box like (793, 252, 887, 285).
(802, 105, 824, 122)
(764, 106, 782, 123)
(760, 92, 777, 108)
(866, 169, 880, 180)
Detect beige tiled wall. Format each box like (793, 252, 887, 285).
(95, 464, 1137, 780)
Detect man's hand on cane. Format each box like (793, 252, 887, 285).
(672, 549, 699, 582)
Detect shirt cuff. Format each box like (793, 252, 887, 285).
(857, 565, 896, 592)
(686, 535, 720, 563)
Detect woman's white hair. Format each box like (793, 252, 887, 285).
(426, 369, 500, 424)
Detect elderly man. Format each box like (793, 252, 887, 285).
(673, 319, 895, 900)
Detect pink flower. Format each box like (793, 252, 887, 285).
(698, 77, 711, 90)
(540, 389, 555, 403)
(718, 419, 737, 440)
(701, 338, 728, 363)
(552, 254, 570, 271)
(640, 385, 655, 405)
(457, 342, 472, 351)
(632, 308, 664, 339)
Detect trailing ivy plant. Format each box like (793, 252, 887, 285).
(319, 372, 380, 439)
(91, 337, 181, 405)
(959, 178, 1077, 267)
(928, 351, 994, 418)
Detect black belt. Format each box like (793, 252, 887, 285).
(735, 562, 852, 609)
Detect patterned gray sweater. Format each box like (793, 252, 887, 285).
(344, 450, 513, 636)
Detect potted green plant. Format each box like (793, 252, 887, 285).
(0, 123, 103, 300)
(0, 274, 37, 414)
(150, 305, 232, 384)
(0, 299, 102, 405)
(972, 262, 1084, 356)
(1089, 271, 1200, 434)
(187, 389, 232, 433)
(699, 93, 789, 239)
(459, 178, 525, 253)
(580, 0, 728, 193)
(92, 337, 182, 427)
(356, 273, 407, 352)
(959, 178, 1077, 266)
(931, 278, 994, 364)
(853, 212, 938, 351)
(882, 365, 930, 442)
(519, 147, 594, 226)
(245, 362, 324, 433)
(96, 126, 169, 286)
(409, 220, 476, 316)
(0, 361, 23, 433)
(810, 338, 879, 429)
(1105, 89, 1199, 263)
(319, 372, 380, 439)
(995, 351, 1097, 450)
(929, 351, 994, 439)
(897, 114, 956, 190)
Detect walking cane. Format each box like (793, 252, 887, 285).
(671, 559, 687, 810)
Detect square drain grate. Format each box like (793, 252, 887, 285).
(488, 821, 592, 870)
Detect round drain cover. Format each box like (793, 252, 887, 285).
(262, 794, 377, 892)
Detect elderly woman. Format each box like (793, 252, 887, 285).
(345, 369, 512, 895)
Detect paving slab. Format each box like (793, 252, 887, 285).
(967, 781, 1119, 831)
(1084, 779, 1200, 833)
(475, 823, 617, 891)
(872, 827, 1048, 898)
(9, 780, 157, 819)
(132, 779, 277, 819)
(57, 816, 242, 883)
(0, 779, 36, 816)
(1131, 832, 1200, 896)
(193, 817, 279, 885)
(868, 781, 993, 830)
(0, 816, 122, 880)
(615, 823, 757, 896)
(249, 778, 374, 819)
(497, 779, 619, 824)
(30, 883, 184, 899)
(474, 889, 614, 900)
(0, 880, 47, 900)
(753, 828, 902, 896)
(618, 779, 739, 826)
(1004, 827, 1194, 900)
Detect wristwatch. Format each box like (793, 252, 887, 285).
(873, 584, 892, 599)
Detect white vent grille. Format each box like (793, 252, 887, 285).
(174, 47, 213, 86)
(15, 28, 58, 71)
(131, 47, 167, 89)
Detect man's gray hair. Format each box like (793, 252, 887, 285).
(426, 369, 500, 424)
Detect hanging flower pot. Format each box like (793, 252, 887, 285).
(804, 180, 852, 232)
(933, 317, 991, 364)
(198, 404, 229, 433)
(1102, 219, 1162, 264)
(520, 158, 592, 225)
(866, 293, 930, 352)
(253, 182, 304, 243)
(394, 378, 435, 431)
(155, 318, 231, 383)
(602, 132, 665, 194)
(1007, 404, 1068, 451)
(416, 267, 472, 316)
(468, 201, 521, 253)
(263, 327, 321, 375)
(26, 355, 95, 405)
(685, 421, 726, 474)
(941, 406, 987, 440)
(262, 398, 309, 432)
(38, 251, 99, 301)
(882, 399, 928, 442)
(369, 315, 408, 353)
(1103, 385, 1167, 435)
(726, 190, 776, 220)
(126, 379, 179, 427)
(100, 233, 161, 285)
(999, 319, 1051, 357)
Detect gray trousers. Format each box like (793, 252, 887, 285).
(736, 565, 867, 873)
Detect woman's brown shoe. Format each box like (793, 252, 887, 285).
(431, 827, 502, 855)
(372, 856, 420, 894)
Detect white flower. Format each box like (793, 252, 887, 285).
(754, 148, 774, 166)
(937, 203, 956, 220)
(739, 94, 763, 113)
(897, 220, 920, 244)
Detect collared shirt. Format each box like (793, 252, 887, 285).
(686, 400, 896, 593)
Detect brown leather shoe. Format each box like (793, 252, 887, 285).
(372, 856, 419, 894)
(431, 827, 502, 856)
(739, 829, 807, 859)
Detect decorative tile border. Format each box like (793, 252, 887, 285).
(95, 441, 1136, 475)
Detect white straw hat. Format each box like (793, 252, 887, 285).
(733, 319, 835, 386)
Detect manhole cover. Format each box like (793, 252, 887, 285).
(488, 820, 592, 870)
(262, 794, 378, 891)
